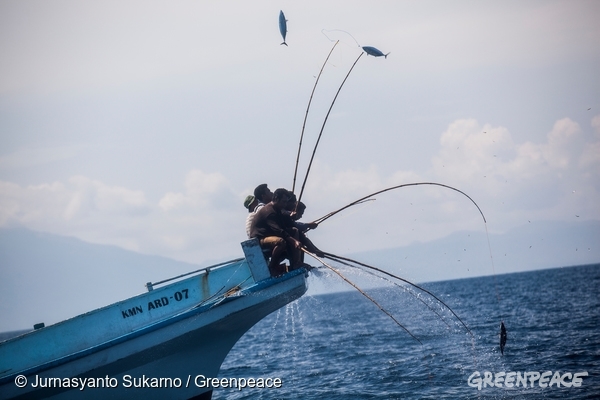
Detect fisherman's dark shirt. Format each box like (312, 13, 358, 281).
(249, 203, 293, 239)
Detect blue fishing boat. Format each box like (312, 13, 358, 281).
(0, 239, 309, 399)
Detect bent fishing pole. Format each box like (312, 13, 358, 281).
(312, 182, 486, 226)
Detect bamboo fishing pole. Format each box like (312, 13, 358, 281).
(306, 181, 500, 345)
(292, 41, 339, 194)
(302, 248, 422, 344)
(297, 52, 364, 204)
(312, 182, 487, 226)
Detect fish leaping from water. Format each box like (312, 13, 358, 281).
(362, 46, 389, 58)
(500, 321, 507, 355)
(279, 10, 288, 46)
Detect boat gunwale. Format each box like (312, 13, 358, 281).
(0, 257, 247, 347)
(149, 257, 245, 289)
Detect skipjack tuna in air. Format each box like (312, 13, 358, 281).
(362, 45, 390, 58)
(279, 10, 288, 46)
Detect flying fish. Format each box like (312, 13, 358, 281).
(279, 10, 288, 46)
(362, 46, 390, 58)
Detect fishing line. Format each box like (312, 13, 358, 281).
(297, 51, 364, 204)
(292, 40, 339, 194)
(291, 28, 503, 355)
(321, 29, 361, 48)
(323, 251, 481, 378)
(299, 181, 482, 337)
(303, 248, 422, 344)
(324, 252, 474, 339)
(485, 220, 506, 355)
(308, 179, 504, 355)
(329, 255, 453, 330)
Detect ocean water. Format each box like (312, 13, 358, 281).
(219, 263, 599, 399)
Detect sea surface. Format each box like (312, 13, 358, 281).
(219, 263, 599, 399)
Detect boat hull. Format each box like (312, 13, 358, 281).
(0, 240, 308, 399)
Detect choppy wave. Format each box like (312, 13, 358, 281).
(220, 264, 599, 399)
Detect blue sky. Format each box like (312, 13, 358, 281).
(1, 0, 599, 271)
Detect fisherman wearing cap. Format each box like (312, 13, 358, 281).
(243, 195, 258, 238)
(244, 195, 257, 212)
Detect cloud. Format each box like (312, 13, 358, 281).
(66, 176, 150, 218)
(308, 118, 600, 230)
(430, 117, 599, 224)
(305, 115, 599, 253)
(0, 180, 69, 226)
(582, 115, 600, 169)
(0, 176, 150, 247)
(159, 170, 233, 211)
(433, 117, 586, 182)
(1, 176, 157, 257)
(1, 115, 598, 265)
(302, 115, 600, 255)
(0, 169, 247, 263)
(432, 119, 515, 182)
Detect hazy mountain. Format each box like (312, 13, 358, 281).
(351, 219, 600, 283)
(1, 220, 599, 332)
(0, 229, 206, 332)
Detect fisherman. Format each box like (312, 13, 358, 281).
(243, 195, 258, 238)
(249, 188, 303, 276)
(243, 184, 273, 239)
(253, 183, 273, 213)
(290, 201, 318, 232)
(244, 195, 258, 212)
(284, 195, 324, 258)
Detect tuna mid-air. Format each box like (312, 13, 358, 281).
(279, 10, 288, 46)
(362, 46, 389, 58)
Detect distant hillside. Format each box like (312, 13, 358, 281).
(350, 219, 600, 283)
(0, 229, 204, 332)
(1, 220, 598, 332)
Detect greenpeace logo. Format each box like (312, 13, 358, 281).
(467, 371, 588, 390)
